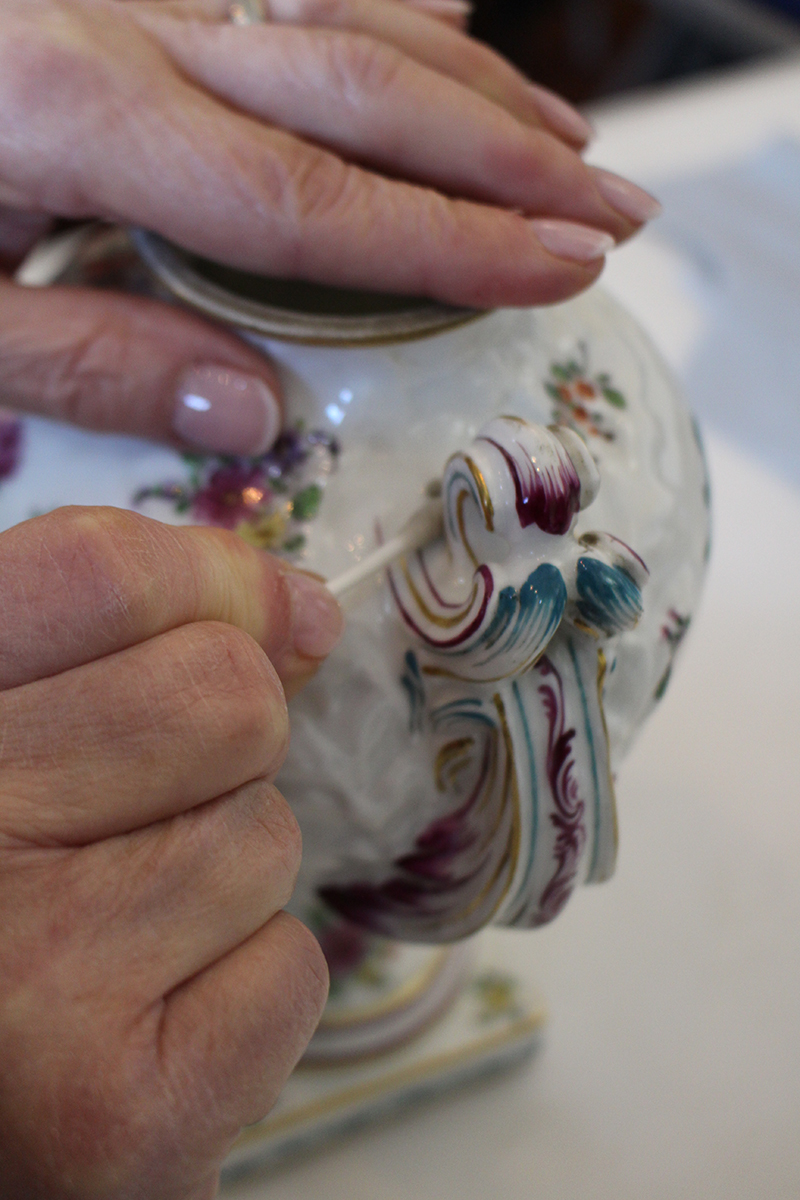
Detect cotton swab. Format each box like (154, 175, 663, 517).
(326, 497, 444, 599)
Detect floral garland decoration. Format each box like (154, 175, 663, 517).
(134, 424, 339, 556)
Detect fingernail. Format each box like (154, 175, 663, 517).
(285, 570, 344, 660)
(591, 167, 662, 223)
(173, 365, 281, 455)
(529, 219, 615, 262)
(528, 84, 594, 146)
(405, 0, 473, 20)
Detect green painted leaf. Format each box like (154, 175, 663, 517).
(282, 534, 306, 554)
(654, 665, 672, 701)
(290, 484, 323, 521)
(602, 386, 626, 409)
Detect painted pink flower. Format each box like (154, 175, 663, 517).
(316, 918, 370, 981)
(191, 464, 271, 529)
(0, 415, 23, 482)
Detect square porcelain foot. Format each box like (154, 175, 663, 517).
(221, 934, 546, 1185)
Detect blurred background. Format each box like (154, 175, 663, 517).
(471, 0, 800, 101)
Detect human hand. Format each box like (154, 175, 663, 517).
(0, 506, 343, 1199)
(0, 0, 659, 459)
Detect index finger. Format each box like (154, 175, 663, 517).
(0, 507, 343, 692)
(136, 0, 593, 146)
(0, 6, 607, 308)
(267, 0, 593, 146)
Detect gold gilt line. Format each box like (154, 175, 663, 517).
(400, 556, 478, 630)
(317, 949, 451, 1030)
(446, 756, 473, 788)
(433, 734, 505, 926)
(439, 701, 519, 926)
(231, 1011, 546, 1149)
(421, 642, 550, 684)
(475, 734, 508, 856)
(461, 455, 495, 532)
(474, 728, 498, 818)
(422, 665, 474, 681)
(434, 738, 475, 792)
(445, 699, 520, 926)
(456, 488, 479, 568)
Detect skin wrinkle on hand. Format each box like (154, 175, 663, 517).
(0, 3, 640, 286)
(0, 0, 657, 456)
(0, 2, 661, 1193)
(34, 520, 138, 662)
(0, 507, 333, 1195)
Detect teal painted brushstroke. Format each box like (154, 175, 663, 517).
(567, 636, 602, 880)
(576, 556, 641, 635)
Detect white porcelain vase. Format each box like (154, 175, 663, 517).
(130, 234, 711, 950)
(0, 230, 710, 1016)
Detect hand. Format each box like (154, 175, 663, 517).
(0, 0, 660, 458)
(0, 506, 344, 1199)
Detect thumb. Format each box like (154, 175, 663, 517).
(0, 275, 283, 454)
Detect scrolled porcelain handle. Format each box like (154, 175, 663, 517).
(389, 416, 647, 683)
(321, 417, 650, 942)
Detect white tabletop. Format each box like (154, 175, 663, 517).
(229, 55, 800, 1200)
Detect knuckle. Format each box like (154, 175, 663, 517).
(40, 311, 135, 428)
(280, 144, 368, 241)
(40, 500, 137, 554)
(0, 28, 92, 120)
(32, 506, 151, 636)
(279, 915, 330, 1023)
(323, 32, 405, 101)
(182, 622, 288, 764)
(247, 783, 303, 884)
(163, 782, 301, 908)
(0, 15, 152, 208)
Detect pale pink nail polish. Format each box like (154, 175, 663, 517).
(592, 167, 662, 224)
(529, 219, 615, 263)
(173, 365, 281, 455)
(528, 84, 594, 146)
(405, 0, 473, 22)
(285, 571, 344, 660)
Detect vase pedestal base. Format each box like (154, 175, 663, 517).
(221, 932, 546, 1186)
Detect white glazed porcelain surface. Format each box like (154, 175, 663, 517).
(0, 284, 709, 945)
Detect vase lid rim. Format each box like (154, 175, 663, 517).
(132, 230, 484, 346)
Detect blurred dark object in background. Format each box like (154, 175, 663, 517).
(471, 0, 800, 101)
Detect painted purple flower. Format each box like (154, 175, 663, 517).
(192, 464, 271, 529)
(0, 415, 23, 482)
(133, 424, 337, 556)
(261, 430, 309, 480)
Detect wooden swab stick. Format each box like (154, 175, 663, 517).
(326, 497, 444, 600)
